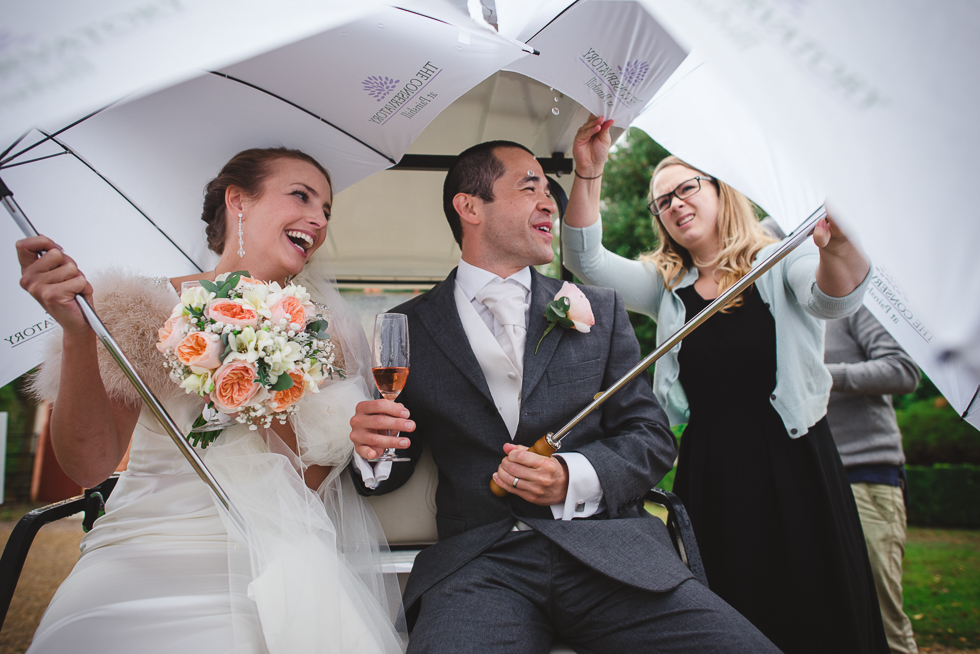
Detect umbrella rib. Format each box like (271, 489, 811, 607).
(1, 104, 113, 168)
(0, 151, 69, 170)
(963, 385, 980, 420)
(524, 0, 582, 43)
(0, 131, 31, 163)
(208, 72, 396, 165)
(38, 130, 204, 273)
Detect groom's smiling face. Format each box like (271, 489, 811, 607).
(477, 146, 557, 272)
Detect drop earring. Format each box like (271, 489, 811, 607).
(237, 213, 245, 258)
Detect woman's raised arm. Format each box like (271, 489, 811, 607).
(17, 236, 139, 487)
(811, 214, 871, 298)
(563, 115, 614, 229)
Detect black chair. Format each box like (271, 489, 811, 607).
(0, 476, 118, 630)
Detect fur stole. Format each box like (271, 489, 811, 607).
(30, 269, 188, 408)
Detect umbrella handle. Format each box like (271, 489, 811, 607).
(490, 433, 560, 498)
(489, 207, 825, 497)
(1, 177, 248, 537)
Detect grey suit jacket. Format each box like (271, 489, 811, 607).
(355, 268, 693, 619)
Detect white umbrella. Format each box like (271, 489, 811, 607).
(636, 0, 980, 381)
(502, 0, 687, 126)
(0, 0, 383, 149)
(1, 2, 530, 388)
(627, 9, 980, 430)
(631, 53, 979, 430)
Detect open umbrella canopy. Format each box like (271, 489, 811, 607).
(636, 0, 980, 381)
(631, 54, 980, 431)
(0, 0, 384, 149)
(504, 0, 687, 126)
(0, 3, 531, 387)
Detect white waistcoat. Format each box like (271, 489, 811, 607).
(454, 282, 523, 439)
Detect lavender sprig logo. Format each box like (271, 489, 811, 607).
(362, 75, 400, 102)
(617, 60, 650, 88)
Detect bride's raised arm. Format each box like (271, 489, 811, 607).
(16, 235, 139, 487)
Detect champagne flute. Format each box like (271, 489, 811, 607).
(367, 313, 411, 463)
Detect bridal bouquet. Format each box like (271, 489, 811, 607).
(157, 271, 342, 448)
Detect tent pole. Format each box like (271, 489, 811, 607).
(491, 206, 826, 496)
(1, 177, 247, 536)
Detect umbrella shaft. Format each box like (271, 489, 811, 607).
(551, 207, 826, 445)
(1, 182, 247, 536)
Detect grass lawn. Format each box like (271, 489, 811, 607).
(905, 527, 980, 649)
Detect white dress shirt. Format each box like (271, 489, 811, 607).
(355, 259, 604, 520)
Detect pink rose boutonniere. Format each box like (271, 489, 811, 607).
(534, 282, 596, 353)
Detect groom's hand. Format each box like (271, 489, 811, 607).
(350, 399, 415, 460)
(493, 443, 569, 506)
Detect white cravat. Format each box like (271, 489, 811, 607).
(475, 281, 528, 375)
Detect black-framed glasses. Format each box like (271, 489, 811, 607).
(647, 176, 713, 216)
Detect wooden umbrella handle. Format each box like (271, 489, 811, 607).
(490, 434, 559, 497)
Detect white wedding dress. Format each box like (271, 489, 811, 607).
(27, 273, 405, 654)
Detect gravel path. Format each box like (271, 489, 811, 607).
(0, 517, 82, 654)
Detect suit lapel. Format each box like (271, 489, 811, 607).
(415, 269, 494, 403)
(521, 271, 564, 402)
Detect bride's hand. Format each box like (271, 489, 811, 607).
(17, 235, 94, 336)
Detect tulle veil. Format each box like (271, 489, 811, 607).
(202, 251, 407, 653)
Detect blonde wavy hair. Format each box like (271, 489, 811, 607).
(639, 156, 777, 310)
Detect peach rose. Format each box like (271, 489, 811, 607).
(270, 370, 306, 411)
(555, 282, 595, 333)
(207, 299, 259, 328)
(175, 332, 224, 372)
(269, 295, 307, 327)
(211, 361, 260, 412)
(236, 276, 263, 287)
(156, 315, 188, 353)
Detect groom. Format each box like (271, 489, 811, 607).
(350, 126, 778, 653)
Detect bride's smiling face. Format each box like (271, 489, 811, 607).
(231, 158, 332, 281)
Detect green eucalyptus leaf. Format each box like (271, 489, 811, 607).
(199, 279, 220, 295)
(545, 305, 567, 322)
(269, 374, 295, 391)
(257, 363, 271, 387)
(306, 319, 330, 339)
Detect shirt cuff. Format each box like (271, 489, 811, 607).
(550, 452, 604, 520)
(352, 451, 392, 490)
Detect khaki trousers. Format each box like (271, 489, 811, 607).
(851, 482, 918, 654)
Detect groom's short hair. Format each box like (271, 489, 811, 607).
(443, 140, 535, 247)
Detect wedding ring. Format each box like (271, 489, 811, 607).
(512, 477, 520, 489)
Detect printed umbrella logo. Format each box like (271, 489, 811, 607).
(362, 75, 400, 102)
(617, 60, 650, 88)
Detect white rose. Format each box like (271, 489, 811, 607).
(265, 340, 305, 377)
(180, 370, 214, 396)
(180, 285, 213, 312)
(225, 326, 262, 364)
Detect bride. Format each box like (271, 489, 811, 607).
(15, 148, 406, 653)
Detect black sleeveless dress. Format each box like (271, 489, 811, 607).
(671, 284, 888, 654)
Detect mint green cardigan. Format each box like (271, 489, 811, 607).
(562, 219, 870, 438)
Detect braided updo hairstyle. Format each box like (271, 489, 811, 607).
(201, 147, 333, 255)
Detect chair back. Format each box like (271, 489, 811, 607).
(365, 445, 438, 546)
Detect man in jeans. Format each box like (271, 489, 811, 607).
(825, 306, 921, 654)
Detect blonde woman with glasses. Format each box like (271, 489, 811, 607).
(560, 117, 888, 654)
